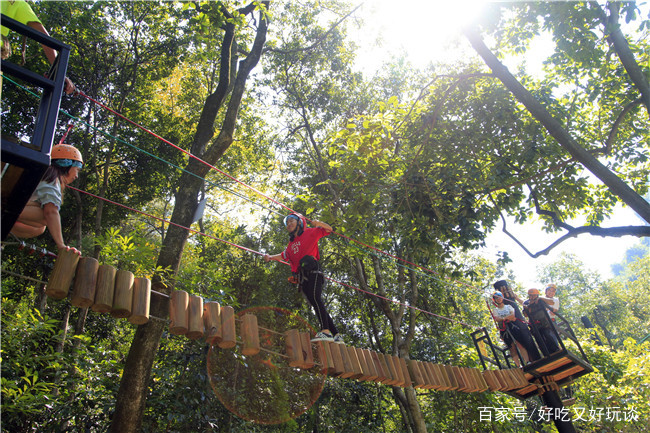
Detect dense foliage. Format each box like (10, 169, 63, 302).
(1, 1, 648, 432)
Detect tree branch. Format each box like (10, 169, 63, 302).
(497, 204, 650, 258)
(604, 97, 643, 154)
(464, 26, 650, 224)
(601, 2, 650, 115)
(265, 3, 362, 55)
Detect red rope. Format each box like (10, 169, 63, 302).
(58, 122, 74, 144)
(78, 92, 479, 293)
(77, 91, 294, 213)
(67, 186, 477, 329)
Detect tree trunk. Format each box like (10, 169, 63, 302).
(464, 27, 650, 224)
(109, 4, 268, 432)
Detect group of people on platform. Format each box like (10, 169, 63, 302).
(491, 280, 561, 367)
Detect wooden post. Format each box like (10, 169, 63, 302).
(354, 348, 371, 381)
(285, 329, 303, 367)
(218, 306, 236, 349)
(299, 332, 315, 369)
(186, 294, 204, 340)
(71, 257, 99, 308)
(92, 264, 116, 313)
(399, 358, 412, 388)
(345, 346, 363, 380)
(379, 354, 396, 385)
(111, 270, 134, 318)
(241, 314, 260, 356)
(203, 301, 222, 345)
(128, 277, 151, 325)
(418, 362, 433, 389)
(361, 349, 378, 381)
(45, 248, 80, 300)
(482, 370, 500, 391)
(316, 341, 335, 374)
(370, 351, 388, 383)
(169, 290, 189, 335)
(328, 342, 346, 376)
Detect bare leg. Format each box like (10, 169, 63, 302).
(10, 221, 46, 238)
(10, 204, 47, 238)
(515, 342, 529, 363)
(509, 344, 521, 367)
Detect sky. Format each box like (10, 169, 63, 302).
(346, 0, 649, 286)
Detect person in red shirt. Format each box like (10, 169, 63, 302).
(264, 213, 343, 343)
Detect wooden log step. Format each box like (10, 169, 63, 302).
(316, 340, 335, 374)
(328, 341, 346, 377)
(443, 365, 459, 391)
(409, 360, 427, 389)
(129, 277, 150, 325)
(186, 294, 204, 339)
(285, 329, 303, 367)
(345, 346, 363, 380)
(299, 332, 315, 369)
(399, 358, 412, 388)
(203, 302, 222, 345)
(169, 290, 189, 335)
(45, 248, 80, 300)
(481, 370, 500, 391)
(240, 313, 260, 356)
(354, 348, 372, 381)
(218, 306, 236, 349)
(92, 264, 116, 313)
(111, 270, 134, 319)
(71, 256, 99, 308)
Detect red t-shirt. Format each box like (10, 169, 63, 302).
(281, 227, 330, 272)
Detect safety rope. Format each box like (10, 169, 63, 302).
(65, 186, 478, 330)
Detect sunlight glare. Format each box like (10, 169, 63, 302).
(354, 0, 486, 72)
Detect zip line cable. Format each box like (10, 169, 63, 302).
(65, 185, 478, 330)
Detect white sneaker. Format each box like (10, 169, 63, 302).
(333, 334, 345, 344)
(311, 331, 334, 342)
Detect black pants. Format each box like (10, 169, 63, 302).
(299, 256, 338, 335)
(506, 320, 541, 362)
(531, 324, 560, 356)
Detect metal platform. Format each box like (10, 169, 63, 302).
(507, 349, 593, 400)
(471, 307, 593, 401)
(1, 15, 70, 240)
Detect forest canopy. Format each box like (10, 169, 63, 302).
(1, 1, 648, 432)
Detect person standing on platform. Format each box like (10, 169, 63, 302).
(1, 0, 75, 94)
(523, 288, 560, 356)
(543, 283, 560, 321)
(492, 291, 541, 366)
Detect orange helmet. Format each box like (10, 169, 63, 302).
(52, 144, 83, 163)
(528, 288, 540, 296)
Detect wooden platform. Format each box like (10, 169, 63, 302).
(504, 349, 593, 400)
